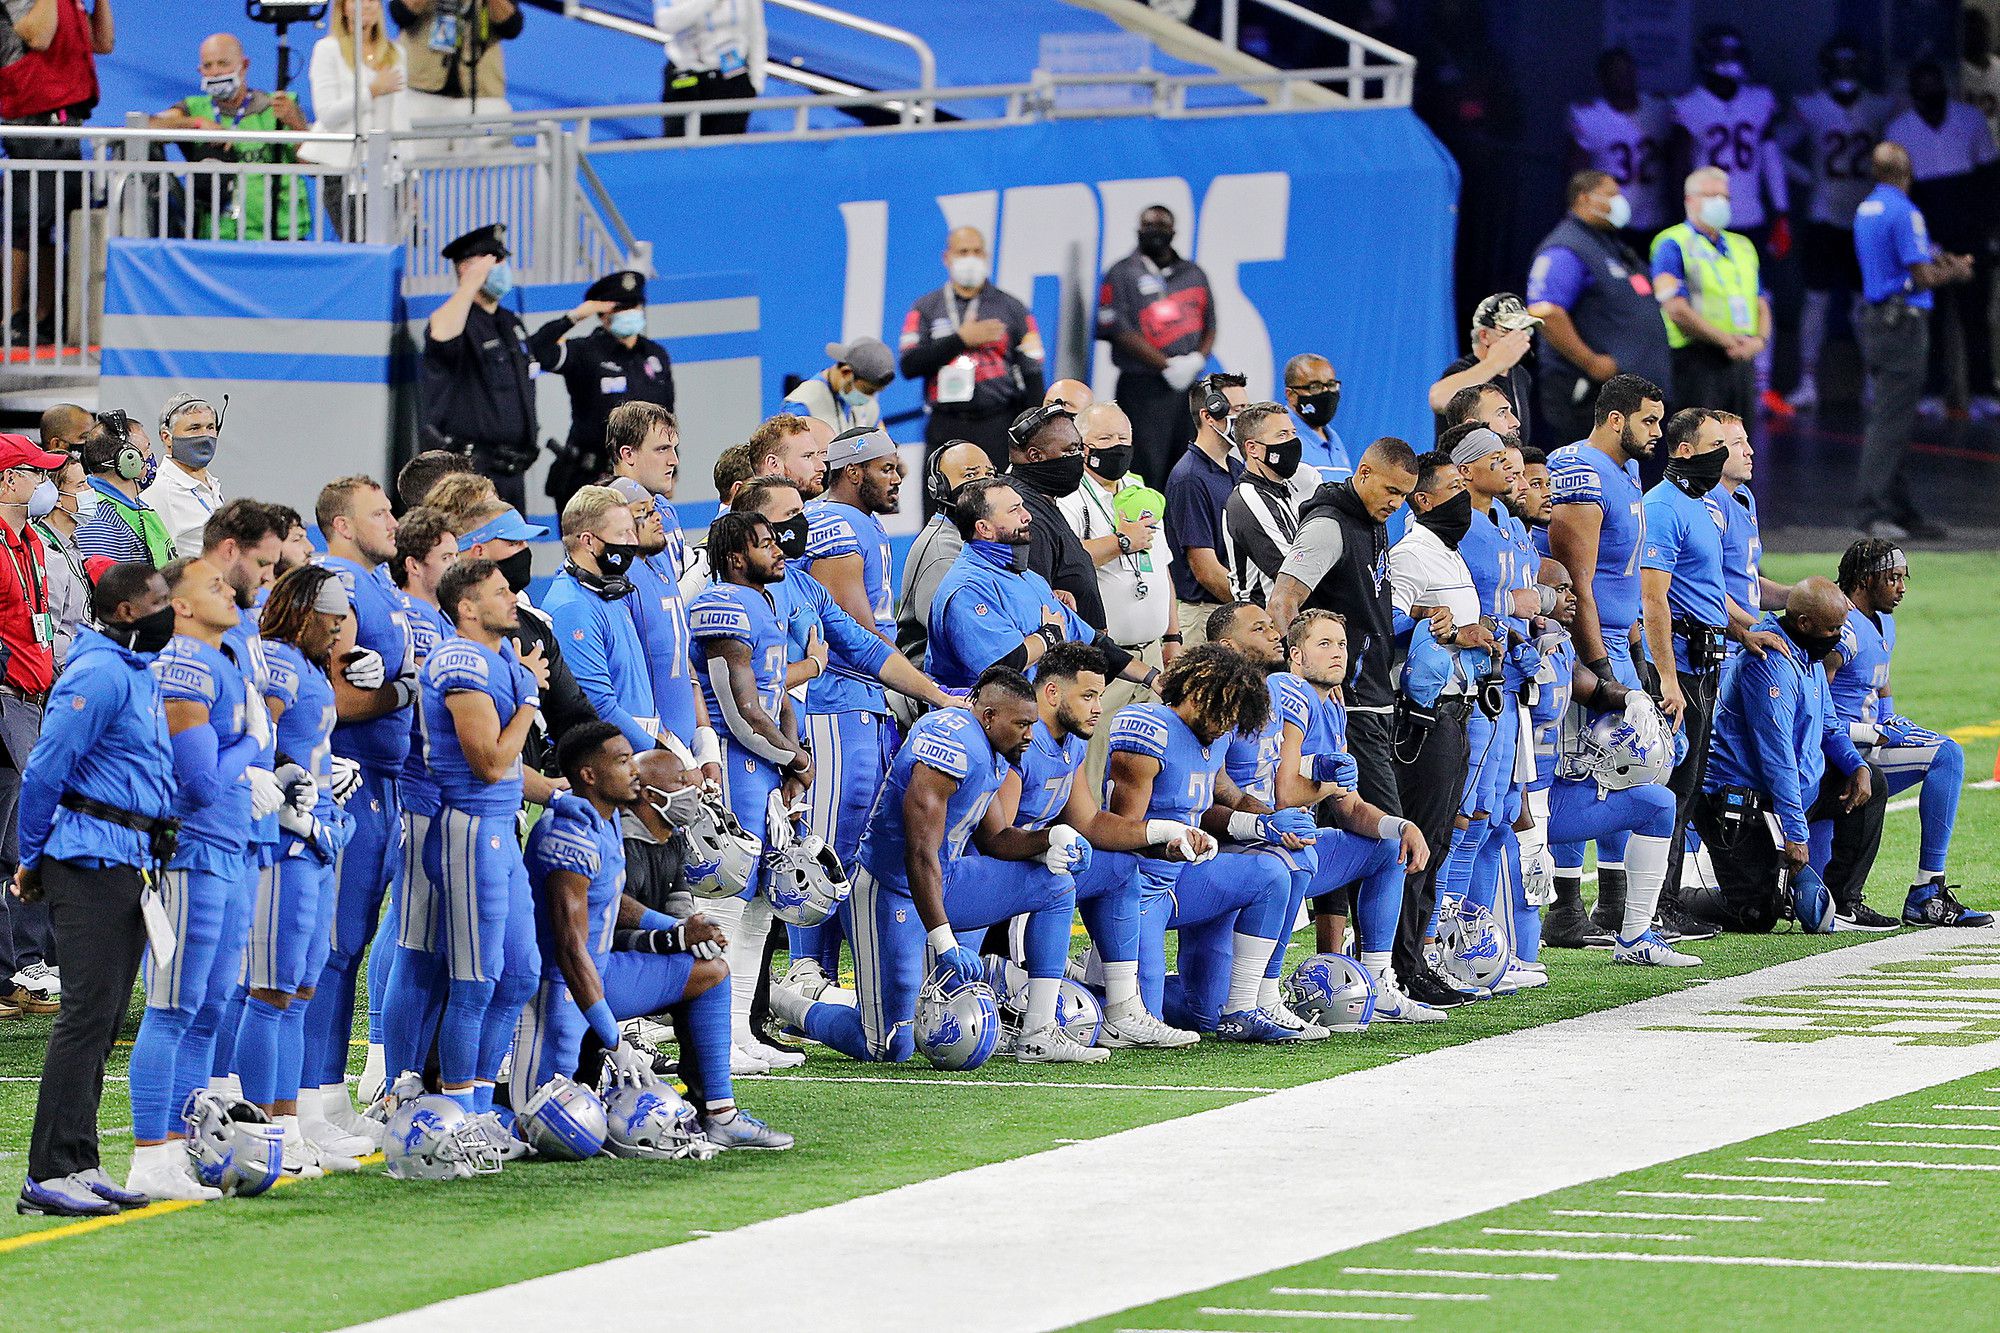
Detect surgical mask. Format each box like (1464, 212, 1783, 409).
(1137, 227, 1176, 262)
(839, 381, 873, 409)
(106, 605, 177, 656)
(1086, 444, 1133, 480)
(608, 309, 645, 339)
(1295, 388, 1340, 430)
(71, 484, 97, 518)
(1781, 613, 1841, 663)
(169, 434, 217, 470)
(949, 255, 988, 290)
(1261, 436, 1303, 480)
(27, 479, 56, 520)
(1417, 489, 1474, 547)
(202, 71, 243, 102)
(1010, 453, 1085, 498)
(1697, 197, 1732, 231)
(770, 512, 809, 561)
(497, 548, 533, 595)
(1665, 445, 1729, 498)
(1605, 192, 1633, 230)
(481, 260, 514, 300)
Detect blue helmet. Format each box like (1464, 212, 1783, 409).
(182, 1090, 284, 1197)
(519, 1074, 609, 1161)
(602, 1075, 717, 1160)
(1285, 953, 1377, 1032)
(383, 1090, 504, 1181)
(915, 971, 1001, 1071)
(1791, 864, 1835, 934)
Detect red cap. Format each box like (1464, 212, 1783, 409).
(83, 555, 117, 585)
(0, 432, 68, 471)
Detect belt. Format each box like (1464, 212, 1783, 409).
(4, 109, 80, 127)
(59, 792, 176, 835)
(0, 682, 48, 706)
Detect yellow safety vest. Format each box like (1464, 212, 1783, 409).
(1651, 222, 1760, 349)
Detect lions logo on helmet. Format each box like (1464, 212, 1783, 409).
(763, 828, 852, 927)
(1561, 709, 1673, 792)
(1284, 953, 1377, 1033)
(383, 1087, 504, 1181)
(1434, 894, 1510, 993)
(519, 1075, 609, 1161)
(182, 1090, 284, 1197)
(1054, 977, 1103, 1046)
(601, 1075, 718, 1160)
(670, 785, 760, 899)
(915, 971, 1001, 1071)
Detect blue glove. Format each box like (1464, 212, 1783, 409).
(1310, 751, 1360, 788)
(1066, 837, 1093, 878)
(1257, 807, 1318, 842)
(933, 945, 985, 990)
(1877, 714, 1942, 748)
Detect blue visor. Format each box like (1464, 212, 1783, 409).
(460, 508, 548, 548)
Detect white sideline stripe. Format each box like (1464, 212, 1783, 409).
(1684, 1172, 1889, 1186)
(1548, 1209, 1762, 1223)
(349, 931, 2000, 1333)
(1483, 1228, 1694, 1241)
(1886, 796, 1921, 813)
(1813, 1137, 2000, 1151)
(1750, 1156, 2000, 1173)
(735, 1075, 1283, 1094)
(1271, 1287, 1491, 1302)
(1416, 1247, 2000, 1276)
(1200, 1309, 1413, 1323)
(1934, 1104, 2000, 1111)
(1342, 1267, 1559, 1282)
(1870, 1121, 2000, 1130)
(0, 1075, 127, 1082)
(1619, 1190, 1824, 1203)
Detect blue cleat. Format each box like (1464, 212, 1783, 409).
(1904, 880, 1994, 928)
(18, 1174, 119, 1217)
(1214, 1008, 1308, 1043)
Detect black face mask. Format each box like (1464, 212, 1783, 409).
(1261, 437, 1304, 480)
(1417, 489, 1474, 547)
(1781, 613, 1841, 662)
(1137, 228, 1175, 263)
(595, 539, 640, 579)
(1087, 445, 1133, 480)
(106, 605, 176, 655)
(497, 548, 534, 595)
(771, 512, 810, 561)
(1665, 445, 1729, 498)
(1294, 388, 1340, 431)
(1011, 453, 1085, 498)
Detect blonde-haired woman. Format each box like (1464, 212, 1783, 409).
(302, 0, 410, 237)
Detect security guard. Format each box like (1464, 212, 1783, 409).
(420, 224, 537, 511)
(1651, 167, 1771, 424)
(530, 269, 676, 514)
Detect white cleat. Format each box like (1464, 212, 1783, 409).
(1094, 999, 1199, 1049)
(745, 1037, 805, 1070)
(321, 1086, 384, 1148)
(1016, 1023, 1111, 1064)
(1612, 929, 1703, 967)
(779, 956, 833, 1002)
(730, 1043, 772, 1076)
(281, 1138, 325, 1179)
(126, 1153, 221, 1203)
(1261, 1002, 1331, 1040)
(1496, 962, 1549, 991)
(1371, 968, 1447, 1023)
(301, 1114, 375, 1161)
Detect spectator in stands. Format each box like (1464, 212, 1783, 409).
(1885, 60, 2000, 418)
(302, 0, 410, 239)
(1427, 293, 1537, 443)
(1652, 167, 1770, 427)
(29, 449, 89, 664)
(1099, 206, 1215, 486)
(390, 0, 521, 149)
(531, 270, 677, 513)
(893, 440, 993, 669)
(1044, 379, 1093, 413)
(783, 337, 891, 434)
(36, 403, 89, 453)
(0, 0, 114, 345)
(420, 223, 537, 510)
(654, 0, 764, 138)
(1282, 352, 1350, 484)
(149, 34, 311, 241)
(1164, 371, 1245, 647)
(1966, 10, 2000, 144)
(900, 226, 1044, 474)
(1222, 401, 1304, 606)
(1526, 172, 1673, 444)
(141, 392, 225, 558)
(746, 413, 831, 501)
(75, 412, 171, 568)
(1003, 403, 1103, 630)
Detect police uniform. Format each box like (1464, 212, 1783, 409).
(420, 224, 538, 511)
(1852, 182, 1937, 532)
(530, 270, 676, 512)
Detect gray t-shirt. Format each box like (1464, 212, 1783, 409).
(1276, 514, 1345, 592)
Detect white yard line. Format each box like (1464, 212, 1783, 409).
(1683, 1172, 1890, 1187)
(1200, 1309, 1413, 1323)
(1869, 1121, 2000, 1131)
(1339, 1268, 1559, 1282)
(1271, 1287, 1491, 1302)
(1619, 1190, 1823, 1203)
(1482, 1227, 1695, 1241)
(1813, 1137, 2000, 1151)
(1934, 1104, 2000, 1111)
(1548, 1209, 1763, 1223)
(350, 931, 2000, 1333)
(1748, 1156, 2000, 1173)
(1416, 1247, 2000, 1276)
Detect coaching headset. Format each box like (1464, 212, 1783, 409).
(84, 410, 148, 480)
(926, 438, 979, 510)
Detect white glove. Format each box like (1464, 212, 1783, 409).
(1040, 824, 1086, 873)
(1848, 720, 1881, 747)
(1176, 830, 1218, 864)
(243, 691, 272, 750)
(607, 1039, 646, 1083)
(277, 802, 319, 840)
(246, 766, 285, 820)
(1161, 351, 1206, 392)
(1622, 691, 1657, 728)
(328, 756, 363, 804)
(274, 762, 318, 816)
(343, 648, 386, 690)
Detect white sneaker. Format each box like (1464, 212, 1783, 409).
(320, 1086, 384, 1148)
(1786, 377, 1819, 411)
(300, 1112, 374, 1161)
(1261, 1002, 1331, 1040)
(747, 1037, 805, 1070)
(730, 1043, 772, 1076)
(125, 1146, 221, 1202)
(1016, 1023, 1111, 1064)
(1497, 962, 1549, 991)
(1095, 999, 1199, 1048)
(1372, 968, 1447, 1023)
(1612, 930, 1702, 967)
(11, 961, 58, 1000)
(779, 956, 833, 1002)
(357, 1044, 387, 1106)
(281, 1136, 325, 1179)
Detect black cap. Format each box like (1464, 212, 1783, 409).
(441, 223, 509, 263)
(585, 270, 647, 308)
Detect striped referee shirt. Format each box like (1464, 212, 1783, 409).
(1223, 467, 1300, 605)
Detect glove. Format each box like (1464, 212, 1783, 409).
(670, 923, 725, 961)
(342, 648, 386, 690)
(277, 802, 319, 841)
(1176, 829, 1218, 864)
(274, 762, 317, 816)
(513, 661, 541, 713)
(606, 1039, 646, 1084)
(1876, 714, 1942, 748)
(1622, 691, 1658, 728)
(328, 756, 363, 804)
(1040, 825, 1091, 876)
(246, 767, 285, 820)
(1523, 844, 1555, 906)
(932, 944, 984, 990)
(244, 692, 272, 751)
(1161, 351, 1206, 392)
(1255, 807, 1318, 842)
(1309, 751, 1359, 789)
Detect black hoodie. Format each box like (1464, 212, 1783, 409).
(1296, 480, 1398, 710)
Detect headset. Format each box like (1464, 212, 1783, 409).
(1005, 401, 1074, 452)
(926, 438, 977, 510)
(1198, 373, 1247, 441)
(88, 410, 147, 480)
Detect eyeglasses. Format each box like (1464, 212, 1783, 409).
(1290, 379, 1341, 395)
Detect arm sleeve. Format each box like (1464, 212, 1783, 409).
(1089, 633, 1136, 682)
(1526, 246, 1591, 309)
(1896, 209, 1931, 268)
(548, 603, 654, 751)
(804, 508, 861, 562)
(1277, 515, 1345, 589)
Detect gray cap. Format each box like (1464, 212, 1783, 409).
(826, 336, 896, 384)
(826, 425, 900, 471)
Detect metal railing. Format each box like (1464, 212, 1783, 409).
(1216, 0, 1415, 105)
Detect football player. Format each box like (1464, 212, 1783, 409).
(1569, 47, 1671, 242)
(1672, 24, 1789, 245)
(512, 721, 792, 1149)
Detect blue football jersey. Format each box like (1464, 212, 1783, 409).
(1224, 673, 1315, 805)
(1548, 443, 1647, 632)
(320, 555, 413, 772)
(857, 707, 1008, 890)
(526, 800, 625, 975)
(1711, 483, 1762, 622)
(802, 499, 895, 715)
(1529, 634, 1576, 791)
(263, 639, 338, 813)
(398, 594, 451, 818)
(1107, 702, 1225, 825)
(1829, 607, 1894, 726)
(688, 582, 788, 762)
(1012, 718, 1087, 832)
(154, 632, 255, 851)
(1460, 504, 1528, 627)
(421, 634, 531, 816)
(627, 551, 696, 743)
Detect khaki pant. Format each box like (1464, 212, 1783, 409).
(1176, 599, 1220, 648)
(1085, 639, 1165, 802)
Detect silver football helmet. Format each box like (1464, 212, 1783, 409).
(518, 1074, 609, 1161)
(1434, 893, 1510, 993)
(763, 790, 851, 927)
(914, 971, 1002, 1071)
(382, 1083, 504, 1181)
(182, 1089, 284, 1197)
(1283, 953, 1377, 1033)
(601, 1070, 718, 1161)
(1561, 707, 1673, 791)
(663, 783, 759, 900)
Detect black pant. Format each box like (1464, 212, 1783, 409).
(1688, 763, 1887, 932)
(1391, 699, 1469, 978)
(1927, 254, 1995, 400)
(1662, 664, 1718, 902)
(470, 450, 529, 513)
(1115, 369, 1193, 488)
(1313, 708, 1401, 916)
(28, 859, 148, 1181)
(1857, 301, 1929, 528)
(1670, 344, 1756, 419)
(661, 67, 755, 138)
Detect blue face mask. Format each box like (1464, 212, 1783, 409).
(608, 308, 645, 338)
(968, 538, 1019, 569)
(840, 385, 873, 409)
(481, 260, 514, 300)
(27, 479, 56, 520)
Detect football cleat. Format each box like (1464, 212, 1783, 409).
(699, 1109, 794, 1151)
(19, 1174, 121, 1217)
(1655, 895, 1721, 942)
(1215, 1007, 1308, 1043)
(1402, 967, 1468, 1008)
(471, 1111, 530, 1161)
(1370, 967, 1447, 1023)
(1541, 902, 1613, 949)
(730, 1043, 772, 1076)
(1904, 880, 1994, 928)
(125, 1150, 222, 1204)
(302, 1111, 375, 1161)
(519, 1075, 609, 1161)
(1261, 1002, 1331, 1040)
(1495, 962, 1549, 991)
(1835, 902, 1901, 932)
(1612, 930, 1702, 967)
(1095, 1000, 1199, 1049)
(382, 1092, 504, 1181)
(1016, 1023, 1111, 1064)
(780, 955, 834, 1003)
(743, 1036, 805, 1070)
(324, 1085, 385, 1147)
(1284, 953, 1375, 1033)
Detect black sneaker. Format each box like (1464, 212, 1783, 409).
(1834, 902, 1901, 932)
(1903, 882, 1994, 928)
(1542, 905, 1613, 949)
(1656, 896, 1720, 942)
(1403, 968, 1468, 1009)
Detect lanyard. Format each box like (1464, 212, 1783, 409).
(0, 523, 44, 617)
(943, 284, 981, 327)
(32, 520, 82, 593)
(1080, 480, 1149, 586)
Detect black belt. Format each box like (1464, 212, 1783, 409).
(0, 682, 46, 706)
(59, 793, 180, 862)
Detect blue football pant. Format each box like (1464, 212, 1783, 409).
(235, 848, 335, 1107)
(129, 861, 244, 1142)
(805, 860, 1074, 1063)
(510, 951, 731, 1109)
(428, 807, 538, 1088)
(1554, 634, 1643, 876)
(303, 768, 401, 1090)
(192, 854, 260, 1085)
(1139, 849, 1290, 1032)
(1444, 705, 1520, 910)
(381, 809, 448, 1082)
(1876, 734, 1962, 878)
(789, 710, 896, 973)
(1075, 848, 1140, 965)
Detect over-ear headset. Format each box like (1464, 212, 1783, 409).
(1200, 377, 1232, 426)
(88, 410, 147, 480)
(1006, 401, 1074, 452)
(926, 439, 968, 509)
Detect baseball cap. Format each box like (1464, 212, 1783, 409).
(0, 433, 69, 471)
(825, 337, 896, 385)
(1472, 292, 1543, 334)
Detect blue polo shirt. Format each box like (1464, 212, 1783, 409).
(1165, 444, 1242, 604)
(1289, 411, 1352, 484)
(1640, 479, 1729, 674)
(1854, 183, 1935, 309)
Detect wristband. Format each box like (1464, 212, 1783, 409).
(582, 998, 620, 1049)
(1161, 632, 1184, 644)
(1377, 815, 1408, 842)
(637, 908, 675, 932)
(1143, 819, 1190, 846)
(1036, 623, 1064, 649)
(1226, 810, 1261, 841)
(926, 924, 958, 956)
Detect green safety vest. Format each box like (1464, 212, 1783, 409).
(184, 92, 311, 242)
(103, 492, 177, 569)
(1651, 222, 1760, 349)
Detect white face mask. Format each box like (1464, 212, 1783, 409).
(949, 255, 989, 290)
(1697, 196, 1732, 231)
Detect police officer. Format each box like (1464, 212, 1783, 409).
(16, 562, 177, 1217)
(1853, 142, 1974, 541)
(420, 224, 537, 511)
(530, 269, 676, 515)
(898, 227, 1045, 471)
(1651, 168, 1771, 424)
(1526, 171, 1674, 444)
